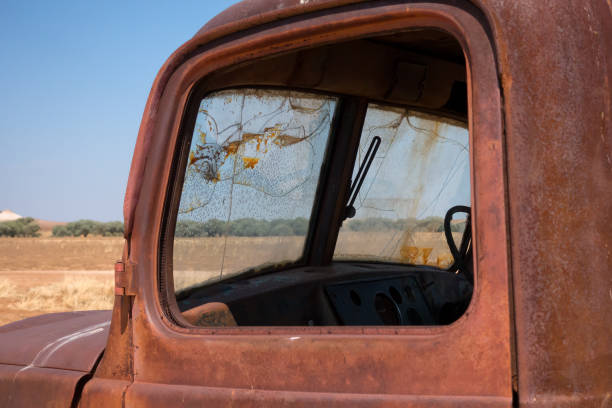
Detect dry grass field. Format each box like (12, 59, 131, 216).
(0, 237, 121, 326)
(0, 231, 455, 326)
(0, 237, 124, 271)
(173, 235, 305, 290)
(173, 231, 455, 290)
(0, 271, 114, 326)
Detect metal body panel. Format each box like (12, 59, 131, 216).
(79, 378, 131, 408)
(481, 1, 612, 406)
(118, 0, 611, 405)
(0, 311, 110, 407)
(114, 2, 514, 407)
(126, 382, 511, 408)
(0, 310, 110, 371)
(0, 365, 86, 408)
(0, 364, 22, 404)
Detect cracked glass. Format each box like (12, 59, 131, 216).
(334, 104, 470, 268)
(173, 89, 337, 291)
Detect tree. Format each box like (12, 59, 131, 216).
(52, 225, 70, 237)
(98, 221, 124, 236)
(176, 220, 203, 237)
(203, 219, 225, 237)
(269, 223, 293, 236)
(289, 217, 308, 235)
(415, 216, 444, 232)
(0, 217, 40, 237)
(64, 220, 98, 237)
(52, 220, 125, 237)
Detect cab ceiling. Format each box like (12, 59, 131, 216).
(200, 29, 467, 121)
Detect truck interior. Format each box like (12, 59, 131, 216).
(160, 29, 474, 327)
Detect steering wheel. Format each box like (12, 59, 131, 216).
(443, 205, 473, 283)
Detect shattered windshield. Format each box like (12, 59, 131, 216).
(334, 104, 470, 268)
(174, 89, 337, 291)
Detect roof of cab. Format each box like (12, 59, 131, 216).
(193, 0, 370, 44)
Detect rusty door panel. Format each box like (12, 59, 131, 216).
(108, 0, 612, 406)
(111, 2, 513, 406)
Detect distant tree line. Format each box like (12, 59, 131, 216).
(1, 216, 464, 239)
(175, 218, 309, 237)
(174, 216, 464, 238)
(52, 220, 124, 237)
(346, 216, 464, 233)
(0, 217, 41, 237)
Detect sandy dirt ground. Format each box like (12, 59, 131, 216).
(0, 237, 124, 271)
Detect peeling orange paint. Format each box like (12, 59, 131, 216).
(224, 141, 241, 157)
(436, 254, 453, 268)
(421, 247, 433, 264)
(243, 126, 304, 150)
(243, 133, 266, 153)
(242, 133, 260, 142)
(274, 134, 303, 147)
(242, 157, 259, 169)
(399, 245, 435, 265)
(400, 246, 419, 263)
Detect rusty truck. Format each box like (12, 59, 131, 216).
(1, 0, 610, 406)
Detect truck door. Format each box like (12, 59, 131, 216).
(89, 2, 514, 407)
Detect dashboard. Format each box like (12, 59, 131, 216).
(178, 262, 472, 326)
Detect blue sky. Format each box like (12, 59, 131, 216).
(0, 1, 239, 222)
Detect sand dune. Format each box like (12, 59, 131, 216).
(0, 209, 21, 222)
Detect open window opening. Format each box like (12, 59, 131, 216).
(163, 29, 473, 328)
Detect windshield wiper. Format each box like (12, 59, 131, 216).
(343, 136, 381, 220)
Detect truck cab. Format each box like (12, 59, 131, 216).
(1, 1, 610, 407)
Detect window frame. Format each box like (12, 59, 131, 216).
(154, 28, 488, 332)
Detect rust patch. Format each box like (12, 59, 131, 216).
(189, 127, 302, 182)
(242, 157, 259, 169)
(399, 245, 419, 263)
(187, 143, 223, 183)
(223, 141, 241, 158)
(397, 118, 443, 257)
(421, 247, 433, 264)
(399, 245, 434, 265)
(273, 134, 304, 147)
